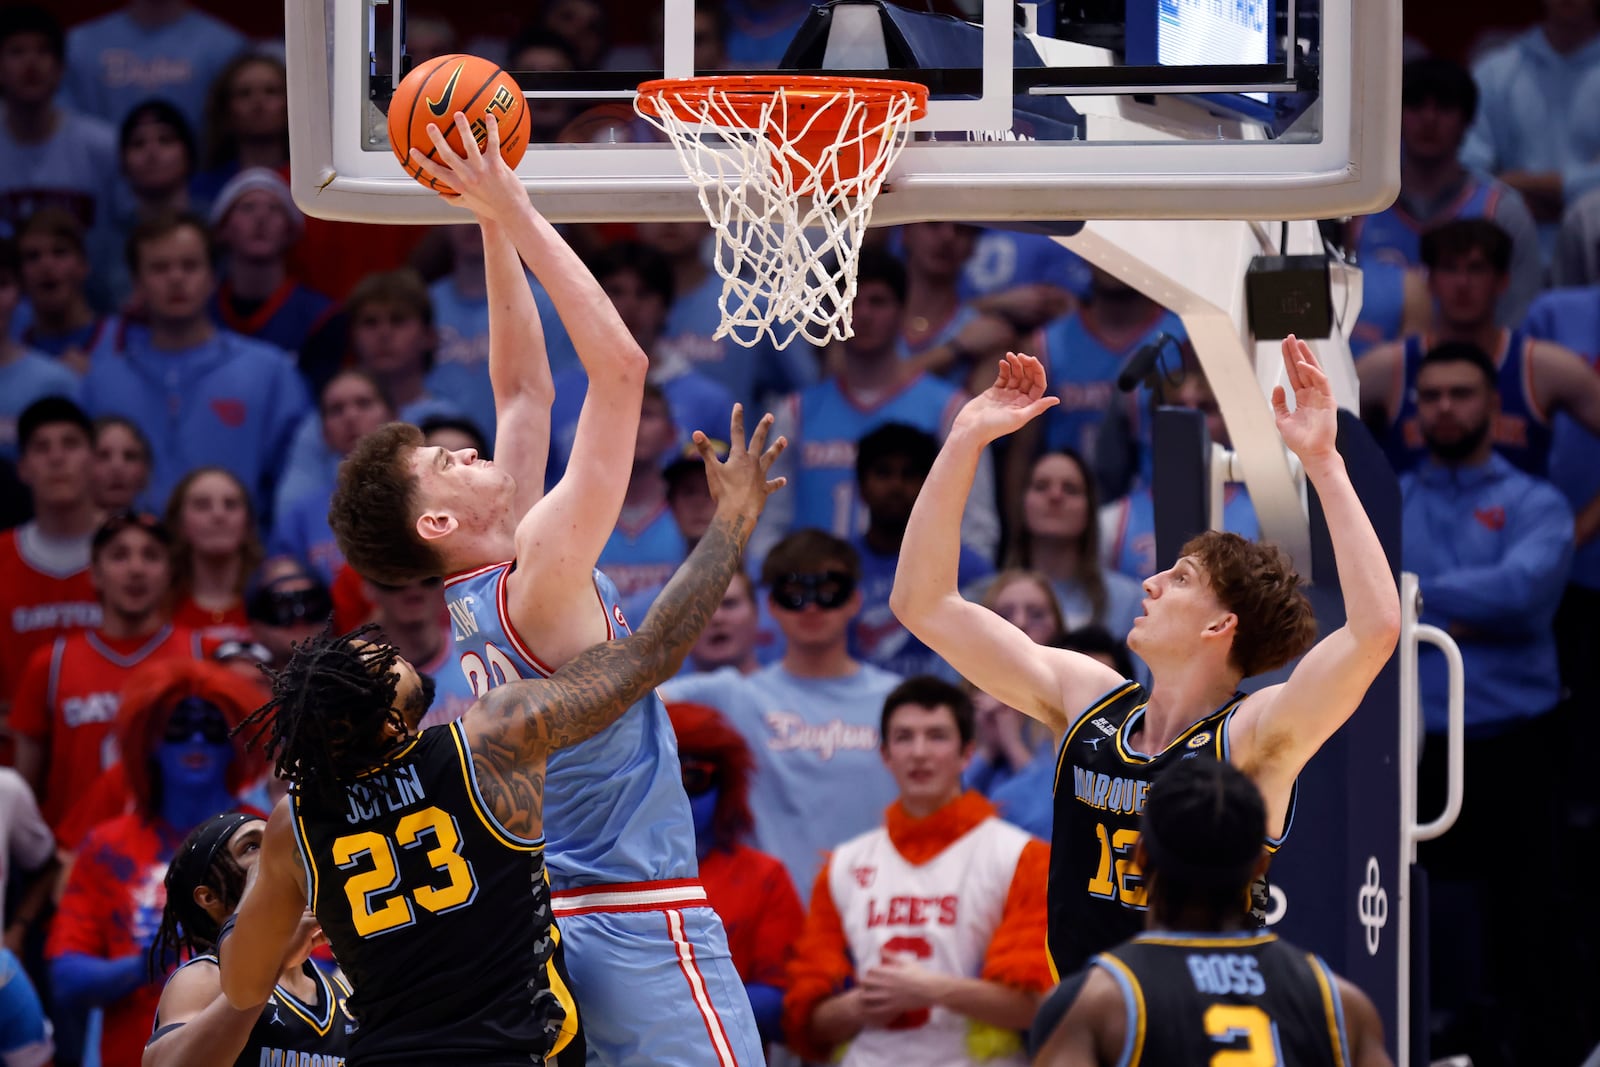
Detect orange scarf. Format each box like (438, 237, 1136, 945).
(884, 791, 998, 865)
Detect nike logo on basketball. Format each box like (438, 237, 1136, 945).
(427, 64, 465, 117)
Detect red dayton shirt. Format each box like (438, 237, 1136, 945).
(0, 525, 100, 708)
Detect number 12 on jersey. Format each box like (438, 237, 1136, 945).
(1087, 822, 1148, 907)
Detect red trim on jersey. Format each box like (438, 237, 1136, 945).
(666, 907, 739, 1067)
(444, 560, 508, 589)
(550, 878, 707, 916)
(494, 564, 557, 676)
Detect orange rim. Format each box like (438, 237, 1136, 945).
(635, 75, 930, 127)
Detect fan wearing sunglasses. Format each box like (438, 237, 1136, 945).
(666, 701, 804, 1048)
(663, 529, 903, 906)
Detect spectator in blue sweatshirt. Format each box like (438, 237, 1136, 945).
(80, 211, 308, 520)
(1402, 340, 1574, 1066)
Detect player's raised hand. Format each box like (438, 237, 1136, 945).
(1271, 334, 1339, 463)
(951, 351, 1060, 444)
(697, 404, 786, 522)
(408, 113, 529, 222)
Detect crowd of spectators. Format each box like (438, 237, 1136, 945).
(1, 0, 1598, 1065)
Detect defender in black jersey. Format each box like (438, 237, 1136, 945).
(217, 408, 784, 1066)
(1032, 759, 1390, 1067)
(146, 812, 356, 1067)
(894, 344, 1400, 974)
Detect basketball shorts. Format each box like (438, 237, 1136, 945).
(552, 879, 764, 1067)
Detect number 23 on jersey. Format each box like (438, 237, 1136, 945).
(332, 805, 479, 937)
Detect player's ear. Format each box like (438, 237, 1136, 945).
(194, 884, 219, 912)
(415, 509, 458, 543)
(1206, 611, 1237, 639)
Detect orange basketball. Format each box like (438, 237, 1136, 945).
(388, 53, 530, 194)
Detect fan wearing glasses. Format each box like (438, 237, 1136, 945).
(664, 528, 903, 906)
(243, 560, 333, 667)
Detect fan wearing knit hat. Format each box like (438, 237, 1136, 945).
(208, 167, 334, 356)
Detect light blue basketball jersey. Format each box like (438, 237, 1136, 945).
(442, 562, 697, 888)
(1038, 309, 1187, 462)
(792, 374, 962, 539)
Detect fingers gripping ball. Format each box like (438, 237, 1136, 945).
(387, 54, 530, 193)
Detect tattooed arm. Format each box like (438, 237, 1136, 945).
(463, 406, 786, 839)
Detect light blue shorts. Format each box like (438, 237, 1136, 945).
(553, 882, 765, 1067)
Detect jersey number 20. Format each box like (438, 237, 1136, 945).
(332, 805, 479, 937)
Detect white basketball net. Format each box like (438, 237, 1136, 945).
(635, 80, 923, 350)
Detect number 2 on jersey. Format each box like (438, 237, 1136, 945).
(333, 806, 478, 937)
(1204, 1004, 1280, 1066)
(1087, 822, 1147, 907)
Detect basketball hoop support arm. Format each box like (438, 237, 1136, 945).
(1055, 218, 1360, 578)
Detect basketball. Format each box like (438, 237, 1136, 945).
(388, 53, 530, 194)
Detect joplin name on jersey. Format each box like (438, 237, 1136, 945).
(339, 764, 427, 825)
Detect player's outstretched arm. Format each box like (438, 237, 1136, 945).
(412, 113, 649, 585)
(1235, 337, 1401, 791)
(1030, 967, 1123, 1067)
(465, 408, 785, 834)
(219, 802, 317, 1011)
(891, 353, 1122, 735)
(145, 957, 281, 1067)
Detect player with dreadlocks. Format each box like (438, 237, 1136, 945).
(145, 811, 354, 1067)
(1031, 757, 1391, 1066)
(218, 408, 785, 1067)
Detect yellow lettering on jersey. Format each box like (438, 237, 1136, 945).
(330, 805, 478, 937)
(1202, 1004, 1279, 1066)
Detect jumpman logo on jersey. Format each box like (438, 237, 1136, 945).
(1084, 735, 1106, 750)
(268, 1003, 285, 1027)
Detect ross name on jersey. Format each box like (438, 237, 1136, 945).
(866, 894, 959, 928)
(1186, 953, 1265, 997)
(1072, 767, 1150, 815)
(257, 1051, 345, 1067)
(344, 764, 427, 824)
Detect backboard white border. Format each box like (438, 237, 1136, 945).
(287, 0, 1399, 225)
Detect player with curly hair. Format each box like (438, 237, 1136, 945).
(892, 340, 1402, 976)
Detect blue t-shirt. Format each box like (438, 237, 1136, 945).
(64, 8, 247, 130)
(1037, 308, 1187, 465)
(662, 661, 904, 902)
(426, 273, 579, 451)
(0, 108, 116, 237)
(0, 349, 80, 462)
(268, 479, 342, 584)
(597, 502, 687, 614)
(658, 270, 817, 410)
(849, 535, 993, 679)
(546, 364, 736, 488)
(0, 949, 52, 1067)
